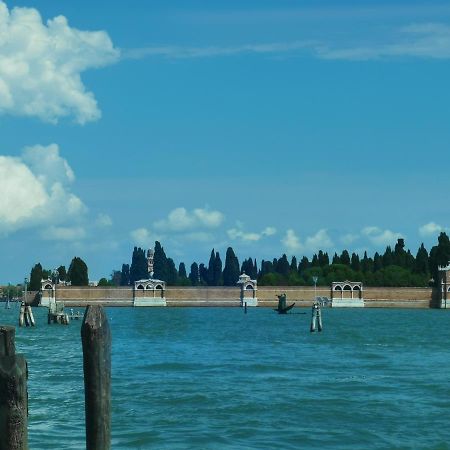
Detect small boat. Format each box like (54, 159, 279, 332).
(274, 293, 295, 314)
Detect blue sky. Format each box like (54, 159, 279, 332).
(0, 0, 449, 283)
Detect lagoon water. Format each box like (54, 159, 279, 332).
(2, 306, 450, 449)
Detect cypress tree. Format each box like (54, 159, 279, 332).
(207, 249, 216, 285)
(166, 258, 178, 285)
(290, 256, 298, 272)
(57, 265, 67, 282)
(351, 253, 360, 271)
(199, 263, 208, 285)
(429, 232, 450, 284)
(30, 263, 43, 290)
(298, 256, 310, 274)
(340, 250, 351, 266)
(130, 247, 149, 283)
(311, 254, 319, 267)
(153, 242, 168, 281)
(178, 262, 187, 279)
(213, 252, 223, 285)
(223, 247, 240, 286)
(189, 262, 199, 286)
(373, 252, 383, 272)
(415, 243, 429, 274)
(332, 253, 340, 264)
(68, 257, 89, 286)
(383, 246, 394, 267)
(276, 254, 290, 276)
(318, 251, 329, 267)
(120, 264, 130, 286)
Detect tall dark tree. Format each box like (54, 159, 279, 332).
(393, 238, 408, 268)
(351, 253, 360, 272)
(223, 247, 240, 286)
(189, 262, 199, 286)
(311, 254, 319, 267)
(415, 243, 429, 275)
(298, 256, 310, 274)
(166, 258, 178, 285)
(178, 262, 187, 279)
(429, 232, 450, 284)
(332, 253, 340, 265)
(207, 249, 216, 285)
(340, 250, 351, 266)
(318, 251, 329, 267)
(153, 241, 168, 281)
(110, 270, 121, 286)
(260, 260, 274, 278)
(290, 256, 298, 272)
(242, 258, 256, 278)
(57, 265, 67, 282)
(276, 254, 290, 277)
(29, 263, 43, 291)
(373, 252, 383, 272)
(120, 264, 130, 286)
(68, 257, 89, 286)
(383, 246, 394, 267)
(213, 252, 223, 285)
(130, 247, 148, 283)
(199, 263, 208, 285)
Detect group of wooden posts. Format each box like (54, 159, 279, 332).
(0, 306, 111, 450)
(18, 302, 36, 328)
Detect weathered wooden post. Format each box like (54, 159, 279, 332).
(81, 306, 111, 450)
(0, 326, 28, 450)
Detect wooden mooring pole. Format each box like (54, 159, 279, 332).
(81, 306, 111, 450)
(0, 326, 28, 450)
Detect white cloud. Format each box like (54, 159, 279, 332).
(341, 233, 360, 245)
(154, 207, 224, 232)
(41, 226, 86, 241)
(130, 227, 158, 248)
(0, 144, 86, 234)
(0, 1, 119, 123)
(419, 221, 448, 237)
(281, 228, 333, 254)
(305, 229, 334, 250)
(124, 23, 450, 63)
(318, 23, 450, 60)
(227, 226, 276, 242)
(282, 229, 303, 253)
(361, 226, 402, 246)
(95, 213, 113, 227)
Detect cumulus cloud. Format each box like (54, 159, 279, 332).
(361, 226, 402, 246)
(0, 1, 119, 123)
(154, 207, 224, 232)
(340, 233, 360, 245)
(227, 226, 276, 242)
(130, 227, 158, 248)
(419, 221, 448, 237)
(0, 144, 86, 235)
(282, 228, 333, 254)
(95, 213, 113, 227)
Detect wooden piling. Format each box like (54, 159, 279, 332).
(19, 303, 25, 328)
(0, 326, 28, 450)
(81, 306, 111, 450)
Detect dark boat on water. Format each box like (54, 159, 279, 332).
(274, 293, 295, 314)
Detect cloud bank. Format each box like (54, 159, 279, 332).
(0, 144, 85, 235)
(0, 1, 119, 123)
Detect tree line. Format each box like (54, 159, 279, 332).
(27, 232, 450, 289)
(112, 232, 450, 288)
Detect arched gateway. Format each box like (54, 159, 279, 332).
(331, 281, 364, 307)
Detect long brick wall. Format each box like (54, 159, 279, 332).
(36, 285, 438, 308)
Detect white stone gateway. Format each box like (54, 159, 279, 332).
(331, 281, 364, 307)
(237, 272, 258, 307)
(133, 279, 166, 307)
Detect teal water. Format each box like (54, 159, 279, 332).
(1, 306, 450, 449)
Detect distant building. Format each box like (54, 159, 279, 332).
(439, 264, 450, 308)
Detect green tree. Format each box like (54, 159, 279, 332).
(120, 264, 130, 286)
(213, 252, 223, 285)
(57, 265, 67, 282)
(415, 243, 429, 275)
(166, 258, 178, 285)
(68, 257, 89, 286)
(350, 253, 360, 271)
(98, 278, 109, 286)
(429, 232, 450, 284)
(29, 263, 43, 291)
(130, 247, 148, 283)
(153, 241, 168, 281)
(189, 262, 199, 286)
(178, 262, 187, 280)
(223, 247, 240, 286)
(340, 250, 351, 266)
